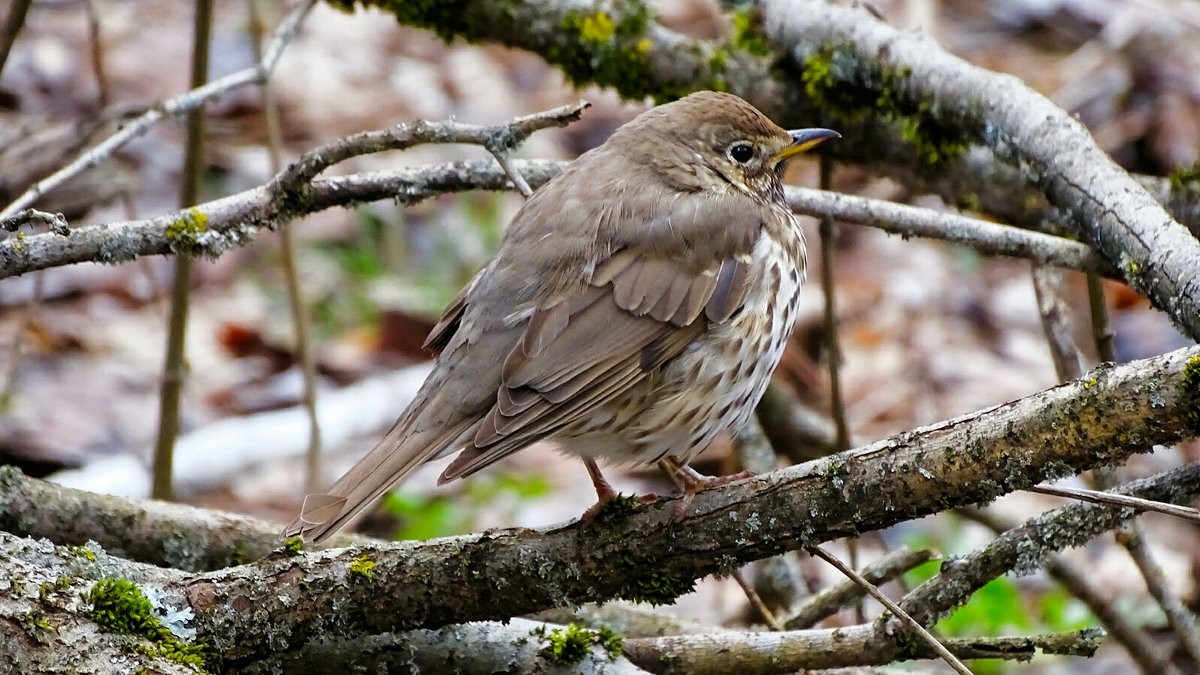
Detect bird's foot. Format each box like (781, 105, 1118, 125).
(660, 457, 754, 522)
(579, 490, 658, 527)
(578, 458, 657, 526)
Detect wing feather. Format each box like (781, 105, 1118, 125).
(440, 244, 751, 483)
(705, 259, 750, 323)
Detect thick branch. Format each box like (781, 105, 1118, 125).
(241, 618, 648, 674)
(3, 345, 1196, 667)
(182, 345, 1200, 664)
(761, 0, 1200, 339)
(0, 465, 366, 571)
(0, 535, 646, 674)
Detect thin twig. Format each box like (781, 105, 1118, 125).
(783, 547, 935, 630)
(0, 0, 31, 78)
(81, 0, 110, 108)
(807, 546, 973, 675)
(785, 186, 1117, 277)
(0, 0, 318, 221)
(1030, 265, 1083, 380)
(151, 0, 214, 500)
(732, 568, 785, 631)
(960, 507, 1180, 675)
(248, 0, 323, 494)
(265, 101, 588, 204)
(1086, 273, 1117, 362)
(817, 157, 860, 621)
(1116, 526, 1200, 666)
(817, 160, 851, 456)
(0, 209, 68, 234)
(1028, 484, 1200, 524)
(488, 148, 535, 198)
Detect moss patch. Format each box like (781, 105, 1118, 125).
(325, 0, 701, 102)
(165, 208, 209, 253)
(21, 611, 54, 635)
(550, 2, 670, 101)
(84, 578, 211, 671)
(729, 6, 770, 57)
(1168, 161, 1200, 192)
(65, 544, 97, 561)
(615, 562, 696, 606)
(532, 623, 624, 664)
(1179, 355, 1200, 435)
(589, 493, 640, 526)
(348, 553, 376, 580)
(801, 44, 970, 166)
(282, 536, 305, 556)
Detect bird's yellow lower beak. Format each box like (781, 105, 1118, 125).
(774, 128, 841, 161)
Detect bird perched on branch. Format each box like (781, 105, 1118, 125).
(284, 91, 838, 543)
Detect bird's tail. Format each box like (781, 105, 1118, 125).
(281, 407, 476, 544)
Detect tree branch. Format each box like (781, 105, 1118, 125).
(782, 547, 934, 630)
(0, 0, 318, 221)
(2, 345, 1198, 668)
(900, 460, 1200, 626)
(623, 625, 1101, 675)
(0, 158, 1119, 281)
(761, 0, 1200, 340)
(332, 0, 1200, 337)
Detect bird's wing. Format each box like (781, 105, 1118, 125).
(283, 160, 771, 543)
(422, 267, 484, 354)
(438, 236, 760, 481)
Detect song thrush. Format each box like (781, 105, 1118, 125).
(284, 91, 838, 543)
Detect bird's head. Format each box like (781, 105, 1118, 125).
(613, 91, 839, 202)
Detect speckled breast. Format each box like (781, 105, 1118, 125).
(627, 217, 807, 464)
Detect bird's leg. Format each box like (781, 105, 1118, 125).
(660, 456, 755, 522)
(578, 458, 648, 525)
(584, 457, 617, 503)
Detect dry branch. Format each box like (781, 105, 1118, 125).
(761, 0, 1200, 340)
(1, 345, 1199, 669)
(901, 461, 1200, 627)
(783, 547, 934, 630)
(0, 158, 1119, 283)
(623, 625, 1101, 675)
(960, 507, 1181, 675)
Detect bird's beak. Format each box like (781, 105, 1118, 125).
(774, 128, 841, 161)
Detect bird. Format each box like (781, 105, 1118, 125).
(283, 91, 838, 543)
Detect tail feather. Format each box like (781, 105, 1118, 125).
(281, 416, 477, 543)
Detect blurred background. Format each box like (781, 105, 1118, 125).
(2, 1, 1199, 672)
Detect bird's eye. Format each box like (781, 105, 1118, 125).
(729, 143, 754, 163)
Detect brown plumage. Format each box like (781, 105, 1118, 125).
(283, 91, 838, 543)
